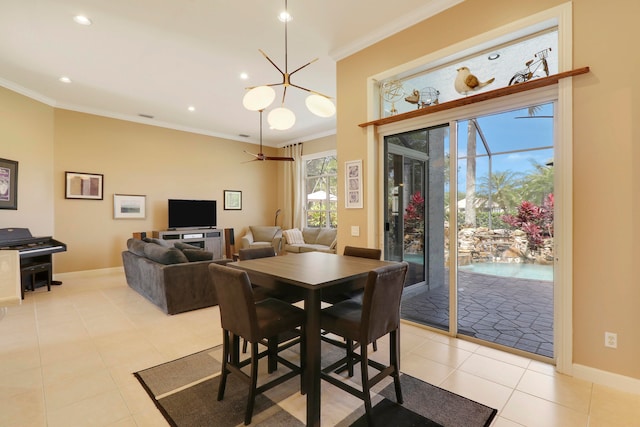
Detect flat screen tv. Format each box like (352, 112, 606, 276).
(168, 199, 217, 229)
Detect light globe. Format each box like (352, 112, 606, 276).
(305, 94, 336, 117)
(242, 86, 276, 111)
(268, 107, 296, 130)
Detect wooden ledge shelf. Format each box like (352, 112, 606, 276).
(359, 67, 590, 128)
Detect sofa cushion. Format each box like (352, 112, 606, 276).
(302, 227, 321, 244)
(144, 243, 189, 265)
(143, 237, 172, 247)
(250, 226, 280, 242)
(127, 238, 147, 257)
(182, 249, 214, 262)
(316, 228, 337, 247)
(283, 228, 305, 244)
(174, 241, 202, 250)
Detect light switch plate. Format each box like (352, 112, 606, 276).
(351, 226, 360, 237)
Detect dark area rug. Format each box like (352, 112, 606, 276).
(134, 346, 497, 427)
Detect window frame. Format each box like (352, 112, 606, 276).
(302, 150, 338, 229)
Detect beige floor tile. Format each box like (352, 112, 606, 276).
(501, 390, 588, 426)
(491, 416, 526, 426)
(401, 352, 456, 385)
(46, 389, 131, 427)
(44, 369, 118, 410)
(459, 353, 526, 388)
(0, 387, 46, 426)
(131, 408, 171, 427)
(516, 369, 592, 414)
(475, 345, 533, 368)
(589, 383, 640, 426)
(411, 338, 474, 368)
(0, 366, 44, 398)
(440, 368, 514, 411)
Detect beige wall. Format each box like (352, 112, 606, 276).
(335, 0, 640, 380)
(0, 87, 55, 235)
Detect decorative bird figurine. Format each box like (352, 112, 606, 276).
(454, 67, 495, 95)
(404, 89, 420, 105)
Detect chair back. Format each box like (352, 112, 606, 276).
(343, 246, 381, 260)
(360, 262, 408, 344)
(238, 246, 276, 260)
(208, 263, 258, 341)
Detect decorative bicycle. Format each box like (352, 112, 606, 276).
(509, 48, 552, 85)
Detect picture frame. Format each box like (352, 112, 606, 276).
(113, 194, 146, 219)
(0, 158, 18, 210)
(345, 160, 363, 209)
(65, 171, 103, 200)
(224, 190, 242, 210)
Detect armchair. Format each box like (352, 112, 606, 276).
(240, 226, 283, 254)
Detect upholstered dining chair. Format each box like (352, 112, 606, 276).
(320, 262, 408, 425)
(322, 245, 383, 351)
(208, 263, 306, 425)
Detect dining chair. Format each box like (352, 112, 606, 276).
(322, 245, 383, 351)
(208, 263, 306, 425)
(320, 261, 408, 425)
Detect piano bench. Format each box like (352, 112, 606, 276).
(20, 262, 52, 298)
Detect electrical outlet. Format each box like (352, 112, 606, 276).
(605, 332, 617, 348)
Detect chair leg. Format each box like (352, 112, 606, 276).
(390, 329, 403, 404)
(346, 338, 355, 377)
(217, 330, 230, 401)
(372, 339, 378, 352)
(360, 344, 374, 425)
(244, 342, 260, 425)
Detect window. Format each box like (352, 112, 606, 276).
(304, 153, 337, 228)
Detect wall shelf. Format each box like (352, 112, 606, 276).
(359, 67, 590, 128)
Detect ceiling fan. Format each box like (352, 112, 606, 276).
(244, 110, 294, 161)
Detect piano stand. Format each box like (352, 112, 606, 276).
(20, 261, 52, 299)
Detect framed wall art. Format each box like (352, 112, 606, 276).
(345, 160, 363, 209)
(224, 190, 242, 210)
(65, 171, 103, 200)
(113, 194, 146, 219)
(0, 158, 18, 210)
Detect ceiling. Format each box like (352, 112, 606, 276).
(0, 0, 461, 147)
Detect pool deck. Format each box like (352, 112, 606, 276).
(401, 269, 553, 358)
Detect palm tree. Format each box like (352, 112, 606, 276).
(521, 161, 554, 204)
(478, 170, 522, 214)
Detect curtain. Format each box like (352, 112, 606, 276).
(283, 143, 304, 230)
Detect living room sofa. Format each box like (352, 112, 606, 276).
(240, 225, 283, 254)
(282, 227, 337, 254)
(122, 238, 230, 315)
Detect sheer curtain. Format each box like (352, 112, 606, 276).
(283, 143, 304, 230)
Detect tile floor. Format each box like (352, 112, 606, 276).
(1, 268, 639, 427)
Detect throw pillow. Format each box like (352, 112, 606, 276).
(283, 228, 304, 245)
(144, 244, 188, 265)
(174, 242, 202, 250)
(127, 238, 147, 257)
(143, 237, 172, 247)
(182, 249, 214, 262)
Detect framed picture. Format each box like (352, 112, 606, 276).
(0, 158, 18, 210)
(224, 190, 242, 210)
(65, 171, 103, 200)
(113, 194, 146, 219)
(345, 160, 363, 209)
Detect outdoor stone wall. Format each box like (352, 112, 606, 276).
(444, 223, 554, 265)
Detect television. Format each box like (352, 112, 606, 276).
(168, 199, 217, 229)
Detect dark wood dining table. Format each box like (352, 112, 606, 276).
(227, 251, 396, 427)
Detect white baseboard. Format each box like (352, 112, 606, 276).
(573, 364, 640, 395)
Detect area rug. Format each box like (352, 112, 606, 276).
(134, 344, 497, 427)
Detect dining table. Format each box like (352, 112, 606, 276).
(227, 251, 397, 427)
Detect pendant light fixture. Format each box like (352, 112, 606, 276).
(242, 0, 336, 130)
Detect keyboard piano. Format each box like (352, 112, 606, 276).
(0, 228, 67, 295)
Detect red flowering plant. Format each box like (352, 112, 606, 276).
(404, 191, 425, 234)
(502, 193, 554, 252)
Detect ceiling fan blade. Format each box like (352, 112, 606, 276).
(264, 156, 295, 161)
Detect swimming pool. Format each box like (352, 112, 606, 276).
(459, 262, 553, 281)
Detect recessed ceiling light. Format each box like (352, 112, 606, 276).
(240, 72, 248, 80)
(59, 76, 72, 83)
(188, 106, 195, 112)
(73, 15, 92, 26)
(488, 53, 500, 60)
(278, 11, 292, 22)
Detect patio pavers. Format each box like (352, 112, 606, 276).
(401, 270, 553, 358)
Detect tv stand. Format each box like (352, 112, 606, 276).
(152, 228, 224, 259)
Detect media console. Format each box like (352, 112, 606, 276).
(152, 228, 224, 260)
